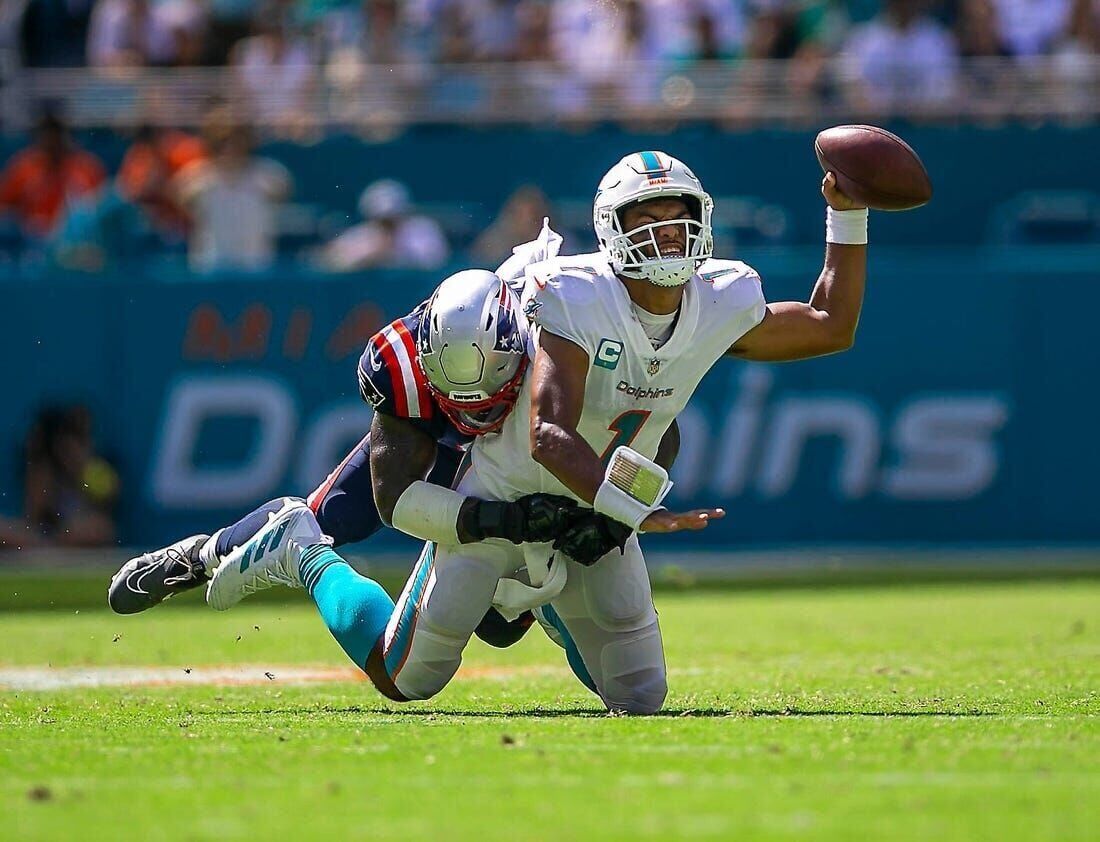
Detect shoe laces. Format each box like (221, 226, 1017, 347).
(163, 547, 202, 587)
(238, 553, 301, 596)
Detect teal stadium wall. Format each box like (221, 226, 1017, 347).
(3, 124, 1099, 549)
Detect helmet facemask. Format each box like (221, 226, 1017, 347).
(599, 193, 713, 287)
(423, 354, 528, 436)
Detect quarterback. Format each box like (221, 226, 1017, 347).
(207, 150, 868, 713)
(111, 234, 678, 676)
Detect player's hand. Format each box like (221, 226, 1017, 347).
(553, 512, 632, 566)
(821, 172, 865, 211)
(514, 493, 582, 544)
(640, 508, 725, 534)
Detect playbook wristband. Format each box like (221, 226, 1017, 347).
(592, 446, 673, 532)
(391, 480, 465, 545)
(826, 207, 868, 245)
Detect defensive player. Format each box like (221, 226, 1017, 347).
(208, 150, 869, 713)
(111, 252, 679, 664)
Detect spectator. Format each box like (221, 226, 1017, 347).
(21, 405, 119, 549)
(1054, 0, 1100, 57)
(471, 184, 552, 265)
(20, 0, 94, 67)
(230, 10, 317, 128)
(0, 112, 106, 239)
(318, 179, 449, 271)
(117, 124, 207, 240)
(955, 0, 1010, 57)
(469, 0, 522, 61)
(174, 111, 291, 272)
(652, 0, 745, 63)
(840, 0, 960, 110)
(989, 0, 1073, 57)
(87, 0, 207, 68)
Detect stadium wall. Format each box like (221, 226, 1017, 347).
(4, 245, 1097, 550)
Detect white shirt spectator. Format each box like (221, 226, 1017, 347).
(232, 33, 316, 125)
(646, 0, 746, 61)
(990, 0, 1073, 57)
(842, 14, 960, 107)
(88, 0, 205, 67)
(319, 179, 449, 271)
(176, 157, 291, 272)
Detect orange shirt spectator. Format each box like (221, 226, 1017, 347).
(117, 126, 206, 235)
(0, 115, 107, 238)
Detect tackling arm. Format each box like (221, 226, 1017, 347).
(370, 412, 438, 527)
(371, 410, 577, 545)
(728, 173, 866, 363)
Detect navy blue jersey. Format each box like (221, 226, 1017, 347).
(357, 303, 473, 452)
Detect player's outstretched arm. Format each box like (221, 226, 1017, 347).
(530, 331, 722, 535)
(729, 172, 867, 363)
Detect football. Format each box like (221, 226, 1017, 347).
(815, 125, 933, 211)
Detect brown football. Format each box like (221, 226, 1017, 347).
(814, 125, 932, 211)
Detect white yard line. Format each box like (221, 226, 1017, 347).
(0, 663, 564, 691)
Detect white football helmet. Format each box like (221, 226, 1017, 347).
(417, 269, 529, 435)
(593, 151, 714, 287)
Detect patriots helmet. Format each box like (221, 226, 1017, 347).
(593, 150, 714, 287)
(417, 269, 529, 435)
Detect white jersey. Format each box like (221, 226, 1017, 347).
(470, 251, 767, 502)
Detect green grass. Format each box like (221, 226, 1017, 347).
(1, 580, 1097, 841)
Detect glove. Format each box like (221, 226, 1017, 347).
(460, 494, 580, 545)
(553, 512, 632, 566)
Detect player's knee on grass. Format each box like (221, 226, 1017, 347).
(602, 666, 667, 715)
(596, 625, 667, 715)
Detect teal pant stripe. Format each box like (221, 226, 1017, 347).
(540, 604, 597, 695)
(383, 543, 435, 676)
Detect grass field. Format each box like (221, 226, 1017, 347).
(1, 578, 1098, 841)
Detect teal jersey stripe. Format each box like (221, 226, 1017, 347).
(384, 543, 435, 676)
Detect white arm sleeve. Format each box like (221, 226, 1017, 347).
(390, 480, 465, 546)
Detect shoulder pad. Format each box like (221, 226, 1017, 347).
(358, 310, 435, 420)
(696, 259, 759, 287)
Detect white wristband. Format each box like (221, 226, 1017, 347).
(593, 446, 673, 531)
(391, 480, 465, 545)
(826, 207, 868, 245)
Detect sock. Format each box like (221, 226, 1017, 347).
(299, 544, 394, 672)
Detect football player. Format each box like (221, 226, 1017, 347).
(207, 151, 868, 712)
(111, 249, 679, 666)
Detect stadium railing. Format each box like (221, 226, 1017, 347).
(2, 57, 1098, 130)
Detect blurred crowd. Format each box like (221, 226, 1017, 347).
(2, 0, 1098, 271)
(13, 0, 1100, 113)
(0, 405, 119, 551)
(0, 104, 546, 272)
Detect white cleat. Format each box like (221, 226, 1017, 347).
(206, 498, 331, 611)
